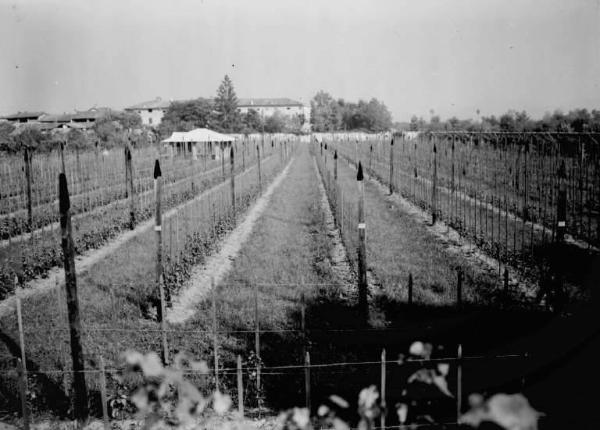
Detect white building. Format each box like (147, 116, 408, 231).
(237, 98, 311, 131)
(125, 97, 171, 127)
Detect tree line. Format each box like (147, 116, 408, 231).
(404, 108, 600, 133)
(309, 91, 393, 132)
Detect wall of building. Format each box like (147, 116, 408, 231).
(137, 109, 165, 126)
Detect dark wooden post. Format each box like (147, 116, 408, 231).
(125, 144, 136, 229)
(557, 160, 567, 242)
(153, 160, 169, 363)
(432, 143, 438, 224)
(389, 138, 394, 194)
(357, 162, 369, 321)
(23, 148, 33, 231)
(334, 150, 338, 181)
(369, 144, 373, 177)
(254, 283, 261, 404)
(456, 269, 463, 309)
(230, 147, 235, 216)
(237, 355, 244, 416)
(212, 278, 219, 390)
(242, 140, 246, 171)
(503, 268, 509, 298)
(257, 145, 262, 193)
(58, 173, 88, 419)
(221, 143, 226, 181)
(304, 351, 311, 412)
(408, 273, 413, 306)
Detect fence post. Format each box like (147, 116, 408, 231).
(456, 269, 463, 309)
(23, 148, 33, 232)
(557, 160, 567, 242)
(254, 283, 261, 405)
(380, 348, 386, 430)
(389, 138, 394, 194)
(257, 145, 262, 194)
(230, 147, 235, 217)
(304, 351, 311, 412)
(17, 359, 30, 430)
(357, 162, 369, 322)
(334, 150, 338, 181)
(58, 172, 88, 419)
(99, 356, 109, 430)
(212, 277, 219, 391)
(16, 292, 29, 430)
(408, 273, 413, 306)
(237, 355, 244, 416)
(154, 161, 168, 364)
(432, 143, 438, 224)
(369, 144, 373, 178)
(457, 344, 463, 421)
(125, 144, 136, 230)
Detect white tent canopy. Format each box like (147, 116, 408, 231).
(162, 128, 235, 143)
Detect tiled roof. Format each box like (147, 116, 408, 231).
(125, 97, 171, 110)
(237, 98, 303, 107)
(2, 111, 45, 120)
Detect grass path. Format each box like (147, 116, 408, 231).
(167, 156, 295, 324)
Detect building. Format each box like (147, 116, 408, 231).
(125, 97, 171, 127)
(2, 112, 45, 123)
(237, 98, 311, 130)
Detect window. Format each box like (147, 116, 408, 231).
(148, 109, 153, 113)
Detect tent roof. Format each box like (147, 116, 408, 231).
(162, 128, 235, 143)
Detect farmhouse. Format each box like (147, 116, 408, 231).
(125, 97, 171, 127)
(237, 98, 311, 131)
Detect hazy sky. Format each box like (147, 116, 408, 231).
(1, 0, 599, 121)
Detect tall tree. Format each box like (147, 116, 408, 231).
(214, 75, 240, 131)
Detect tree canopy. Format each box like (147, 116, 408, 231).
(310, 91, 392, 132)
(214, 75, 241, 132)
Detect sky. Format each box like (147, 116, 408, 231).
(1, 0, 599, 122)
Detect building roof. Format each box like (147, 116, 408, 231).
(237, 98, 303, 108)
(125, 97, 171, 110)
(39, 113, 73, 123)
(162, 128, 235, 143)
(2, 111, 45, 120)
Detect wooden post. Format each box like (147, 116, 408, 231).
(456, 269, 463, 309)
(17, 359, 30, 430)
(254, 282, 261, 402)
(221, 144, 226, 181)
(357, 162, 369, 321)
(408, 273, 413, 306)
(457, 344, 463, 421)
(58, 173, 88, 419)
(334, 150, 338, 181)
(257, 145, 262, 194)
(504, 268, 509, 300)
(99, 356, 109, 430)
(432, 143, 438, 224)
(369, 144, 373, 177)
(304, 351, 311, 412)
(15, 292, 29, 430)
(154, 161, 168, 363)
(212, 278, 219, 391)
(389, 138, 394, 194)
(230, 147, 235, 217)
(237, 355, 244, 416)
(557, 160, 567, 242)
(380, 348, 386, 430)
(242, 140, 246, 171)
(125, 144, 136, 229)
(23, 148, 33, 231)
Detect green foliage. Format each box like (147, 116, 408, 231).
(404, 108, 600, 132)
(9, 126, 52, 153)
(158, 99, 214, 137)
(214, 75, 241, 132)
(311, 91, 392, 132)
(264, 111, 287, 133)
(242, 108, 263, 133)
(0, 121, 15, 151)
(92, 111, 142, 148)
